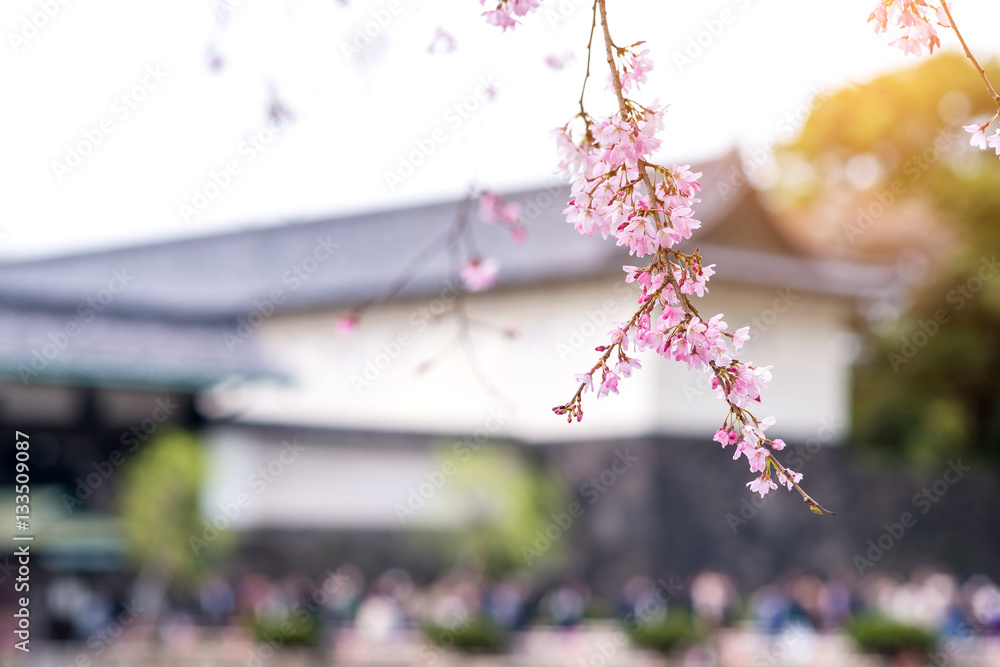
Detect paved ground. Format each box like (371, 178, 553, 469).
(5, 625, 1000, 666)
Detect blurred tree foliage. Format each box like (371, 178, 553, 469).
(778, 53, 1000, 466)
(451, 447, 569, 574)
(408, 444, 570, 576)
(119, 429, 230, 587)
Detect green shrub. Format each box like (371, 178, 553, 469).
(626, 612, 703, 655)
(846, 614, 936, 657)
(424, 616, 508, 654)
(253, 611, 322, 648)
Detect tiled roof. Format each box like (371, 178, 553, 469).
(0, 153, 892, 320)
(0, 298, 276, 390)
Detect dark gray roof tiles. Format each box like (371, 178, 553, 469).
(0, 152, 875, 320)
(0, 303, 277, 391)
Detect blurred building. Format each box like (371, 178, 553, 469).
(6, 151, 964, 593)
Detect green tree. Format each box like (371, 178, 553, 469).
(776, 53, 1000, 465)
(408, 444, 571, 575)
(119, 429, 230, 586)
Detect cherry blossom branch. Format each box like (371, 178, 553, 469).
(336, 185, 524, 402)
(597, 0, 625, 112)
(547, 0, 832, 514)
(577, 0, 599, 118)
(337, 188, 524, 330)
(553, 282, 663, 415)
(662, 251, 834, 515)
(939, 0, 1000, 109)
(768, 452, 832, 516)
(448, 226, 512, 402)
(869, 1, 1000, 151)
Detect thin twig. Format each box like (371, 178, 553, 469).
(577, 0, 599, 117)
(940, 0, 1000, 109)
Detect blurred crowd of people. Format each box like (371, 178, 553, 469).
(5, 565, 999, 650)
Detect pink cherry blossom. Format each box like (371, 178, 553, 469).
(480, 191, 527, 242)
(335, 313, 359, 336)
(427, 27, 456, 55)
(499, 201, 522, 226)
(989, 130, 1000, 156)
(460, 257, 499, 292)
(732, 326, 751, 350)
(615, 357, 642, 378)
(714, 428, 738, 447)
(869, 1, 942, 56)
(672, 165, 703, 197)
(575, 372, 594, 394)
(746, 446, 769, 474)
(868, 3, 888, 32)
(620, 46, 653, 94)
(607, 324, 629, 348)
(777, 468, 803, 491)
(732, 437, 751, 461)
(480, 0, 539, 31)
(509, 0, 539, 16)
(747, 474, 778, 498)
(481, 8, 517, 30)
(479, 191, 503, 222)
(596, 370, 620, 398)
(965, 122, 990, 150)
(545, 52, 575, 70)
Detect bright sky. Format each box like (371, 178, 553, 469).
(2, 0, 998, 260)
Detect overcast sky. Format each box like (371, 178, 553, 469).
(3, 0, 999, 260)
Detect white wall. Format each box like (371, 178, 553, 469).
(207, 276, 856, 446)
(201, 427, 478, 530)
